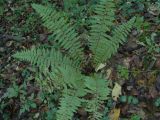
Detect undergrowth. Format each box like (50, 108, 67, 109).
(13, 0, 135, 119)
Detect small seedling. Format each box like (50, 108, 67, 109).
(154, 97, 160, 107)
(119, 95, 139, 105)
(117, 65, 129, 80)
(131, 114, 141, 120)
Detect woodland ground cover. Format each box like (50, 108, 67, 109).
(0, 0, 160, 120)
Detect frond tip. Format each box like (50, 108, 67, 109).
(56, 94, 82, 120)
(90, 14, 135, 65)
(84, 75, 110, 120)
(32, 3, 83, 63)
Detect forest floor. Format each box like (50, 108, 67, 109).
(0, 0, 160, 120)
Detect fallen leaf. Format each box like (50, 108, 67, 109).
(96, 63, 106, 72)
(6, 41, 14, 47)
(112, 83, 122, 101)
(136, 79, 145, 86)
(123, 57, 131, 68)
(106, 68, 112, 79)
(109, 108, 120, 120)
(34, 113, 40, 119)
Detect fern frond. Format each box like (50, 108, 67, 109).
(57, 94, 82, 120)
(84, 75, 110, 120)
(32, 4, 83, 63)
(89, 0, 135, 65)
(13, 47, 82, 89)
(89, 0, 115, 64)
(93, 17, 135, 65)
(13, 47, 78, 72)
(50, 65, 87, 120)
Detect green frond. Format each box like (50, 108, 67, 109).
(13, 47, 77, 72)
(56, 94, 82, 120)
(89, 0, 115, 65)
(86, 99, 103, 120)
(84, 75, 110, 120)
(32, 4, 83, 63)
(96, 17, 135, 65)
(13, 47, 78, 92)
(89, 0, 135, 65)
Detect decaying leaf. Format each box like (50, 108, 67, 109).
(96, 63, 106, 72)
(109, 108, 120, 120)
(112, 83, 122, 101)
(106, 68, 112, 79)
(123, 57, 131, 68)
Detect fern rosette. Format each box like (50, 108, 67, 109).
(13, 0, 135, 119)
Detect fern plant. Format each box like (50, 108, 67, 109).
(13, 0, 135, 119)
